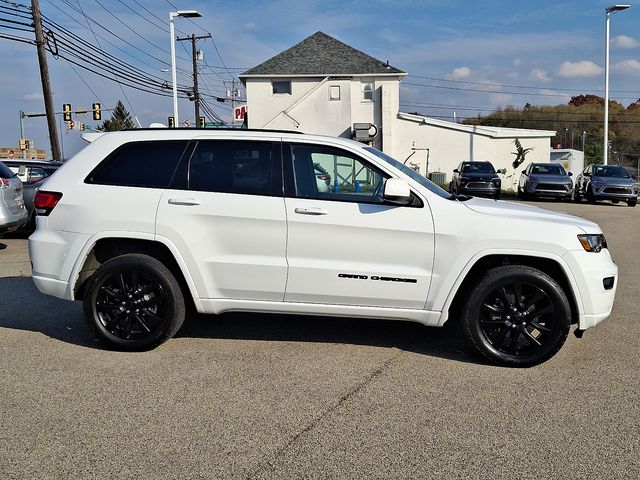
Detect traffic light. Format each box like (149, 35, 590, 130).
(80, 123, 85, 131)
(198, 116, 205, 128)
(92, 103, 101, 121)
(19, 139, 26, 150)
(63, 103, 72, 122)
(168, 116, 175, 128)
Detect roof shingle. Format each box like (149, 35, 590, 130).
(240, 31, 405, 77)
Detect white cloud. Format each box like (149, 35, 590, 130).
(242, 23, 256, 30)
(612, 59, 640, 75)
(613, 35, 639, 49)
(21, 93, 43, 102)
(513, 59, 523, 67)
(558, 60, 603, 78)
(446, 66, 471, 80)
(529, 68, 550, 82)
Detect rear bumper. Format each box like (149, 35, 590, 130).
(0, 210, 28, 236)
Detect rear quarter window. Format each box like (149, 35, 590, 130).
(86, 141, 189, 188)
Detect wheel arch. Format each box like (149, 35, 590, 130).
(72, 234, 201, 311)
(442, 253, 581, 327)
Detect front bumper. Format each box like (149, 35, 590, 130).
(562, 248, 618, 330)
(591, 185, 638, 201)
(524, 182, 573, 198)
(460, 183, 500, 198)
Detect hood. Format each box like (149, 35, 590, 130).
(591, 176, 635, 186)
(462, 197, 599, 233)
(528, 174, 572, 184)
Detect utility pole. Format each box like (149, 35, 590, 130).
(225, 78, 240, 125)
(32, 0, 61, 160)
(177, 33, 211, 126)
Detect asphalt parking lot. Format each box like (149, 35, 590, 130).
(1, 200, 638, 479)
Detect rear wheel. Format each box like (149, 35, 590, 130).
(83, 253, 185, 350)
(461, 265, 570, 367)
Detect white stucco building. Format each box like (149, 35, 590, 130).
(240, 32, 555, 189)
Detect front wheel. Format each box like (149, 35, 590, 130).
(83, 253, 185, 350)
(628, 199, 637, 207)
(461, 265, 570, 367)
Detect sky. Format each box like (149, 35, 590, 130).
(1, 0, 640, 158)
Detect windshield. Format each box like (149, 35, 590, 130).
(461, 162, 495, 174)
(531, 164, 566, 175)
(363, 146, 452, 199)
(593, 165, 630, 178)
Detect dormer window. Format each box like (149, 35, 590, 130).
(272, 80, 291, 94)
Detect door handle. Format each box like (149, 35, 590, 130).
(294, 207, 328, 216)
(168, 198, 201, 206)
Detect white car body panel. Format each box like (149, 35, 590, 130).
(28, 129, 618, 336)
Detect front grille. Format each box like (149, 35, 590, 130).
(536, 183, 568, 191)
(466, 181, 493, 189)
(603, 187, 631, 194)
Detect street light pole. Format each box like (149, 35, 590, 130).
(169, 10, 202, 126)
(604, 4, 630, 165)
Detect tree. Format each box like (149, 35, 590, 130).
(97, 100, 134, 131)
(511, 138, 534, 168)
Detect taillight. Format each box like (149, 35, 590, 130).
(34, 191, 63, 216)
(0, 178, 9, 189)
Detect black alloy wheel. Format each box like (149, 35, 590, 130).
(461, 266, 570, 367)
(83, 254, 185, 350)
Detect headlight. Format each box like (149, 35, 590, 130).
(492, 178, 501, 186)
(577, 234, 608, 253)
(591, 180, 604, 186)
(459, 176, 470, 184)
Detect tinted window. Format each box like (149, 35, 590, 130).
(288, 144, 387, 204)
(188, 140, 276, 195)
(531, 164, 566, 175)
(88, 141, 188, 188)
(462, 162, 495, 173)
(0, 161, 15, 179)
(593, 165, 630, 178)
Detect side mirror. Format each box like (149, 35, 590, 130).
(453, 168, 459, 173)
(568, 172, 573, 177)
(521, 170, 527, 175)
(383, 178, 411, 206)
(584, 172, 591, 177)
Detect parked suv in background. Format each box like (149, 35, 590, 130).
(518, 163, 573, 200)
(3, 159, 63, 229)
(574, 164, 637, 207)
(0, 161, 28, 236)
(29, 129, 618, 367)
(450, 161, 501, 199)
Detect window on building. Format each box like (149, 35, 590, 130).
(272, 80, 292, 94)
(362, 81, 374, 101)
(329, 85, 341, 101)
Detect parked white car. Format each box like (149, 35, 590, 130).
(29, 129, 618, 366)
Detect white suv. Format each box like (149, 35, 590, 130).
(29, 129, 618, 366)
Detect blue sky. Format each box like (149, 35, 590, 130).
(2, 0, 640, 157)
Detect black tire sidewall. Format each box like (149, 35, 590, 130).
(83, 254, 185, 350)
(462, 266, 570, 367)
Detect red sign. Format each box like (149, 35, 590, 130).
(234, 105, 247, 122)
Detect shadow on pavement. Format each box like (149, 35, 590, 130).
(0, 242, 6, 250)
(0, 276, 480, 364)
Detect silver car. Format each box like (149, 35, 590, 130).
(0, 161, 28, 236)
(518, 163, 573, 200)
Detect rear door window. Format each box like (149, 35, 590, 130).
(87, 141, 189, 188)
(186, 140, 279, 196)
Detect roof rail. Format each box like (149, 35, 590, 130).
(120, 127, 305, 135)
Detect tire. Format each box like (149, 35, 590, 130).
(628, 199, 637, 207)
(586, 186, 596, 204)
(460, 265, 570, 367)
(494, 191, 501, 200)
(83, 253, 185, 350)
(518, 187, 528, 200)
